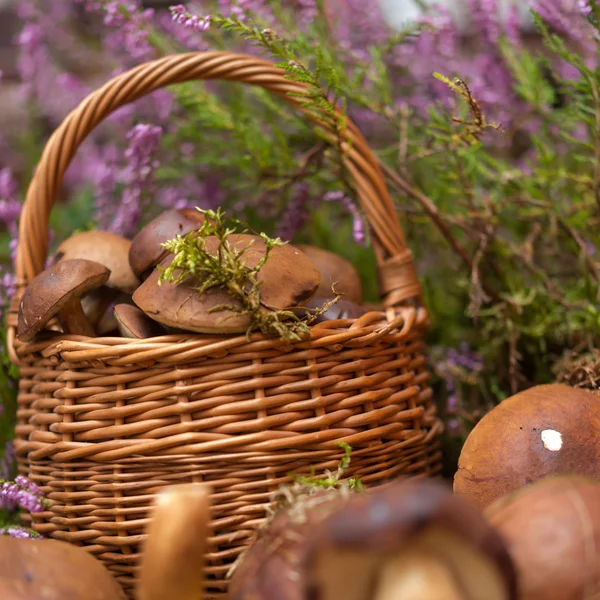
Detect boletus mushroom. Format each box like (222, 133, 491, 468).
(0, 535, 125, 599)
(128, 208, 206, 280)
(52, 230, 140, 293)
(453, 383, 600, 508)
(229, 478, 518, 600)
(133, 234, 321, 333)
(17, 259, 110, 341)
(138, 483, 211, 600)
(485, 475, 600, 600)
(296, 244, 363, 304)
(114, 304, 165, 338)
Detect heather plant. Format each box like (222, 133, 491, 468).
(0, 0, 599, 498)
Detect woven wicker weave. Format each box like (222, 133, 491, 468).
(7, 52, 443, 599)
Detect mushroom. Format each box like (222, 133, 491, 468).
(94, 293, 135, 336)
(295, 295, 367, 324)
(0, 535, 125, 599)
(128, 209, 206, 280)
(133, 234, 321, 333)
(80, 287, 123, 330)
(52, 230, 140, 293)
(17, 259, 110, 341)
(453, 383, 600, 509)
(114, 304, 165, 338)
(485, 475, 600, 600)
(138, 483, 211, 600)
(229, 478, 518, 600)
(295, 244, 363, 304)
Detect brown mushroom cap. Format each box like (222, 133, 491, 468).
(114, 304, 165, 338)
(453, 383, 600, 509)
(0, 535, 125, 600)
(53, 230, 140, 293)
(485, 475, 600, 600)
(295, 244, 363, 304)
(17, 259, 110, 342)
(133, 235, 321, 333)
(229, 478, 517, 600)
(129, 209, 206, 280)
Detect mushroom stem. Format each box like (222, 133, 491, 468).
(372, 551, 463, 600)
(138, 483, 211, 600)
(57, 298, 96, 337)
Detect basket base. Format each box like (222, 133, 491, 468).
(18, 437, 442, 599)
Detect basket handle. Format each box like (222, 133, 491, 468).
(12, 52, 422, 312)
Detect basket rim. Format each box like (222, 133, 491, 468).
(11, 307, 428, 363)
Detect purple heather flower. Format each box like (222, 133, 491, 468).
(578, 0, 593, 16)
(76, 0, 156, 63)
(0, 441, 15, 481)
(108, 124, 163, 237)
(15, 475, 42, 496)
(0, 168, 21, 274)
(324, 191, 366, 246)
(16, 4, 89, 124)
(321, 0, 389, 62)
(468, 0, 501, 45)
(0, 479, 45, 513)
(446, 418, 465, 437)
(276, 184, 316, 241)
(170, 4, 211, 31)
(0, 526, 42, 538)
(156, 9, 211, 51)
(505, 3, 523, 47)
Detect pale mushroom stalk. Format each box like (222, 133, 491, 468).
(372, 552, 464, 600)
(138, 483, 211, 600)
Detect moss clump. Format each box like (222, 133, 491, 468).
(159, 207, 340, 341)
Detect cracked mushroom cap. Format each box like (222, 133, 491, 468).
(229, 478, 517, 600)
(453, 383, 600, 509)
(53, 230, 139, 293)
(129, 208, 206, 280)
(17, 259, 110, 342)
(295, 244, 363, 304)
(132, 235, 320, 333)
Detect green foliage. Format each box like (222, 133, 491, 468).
(292, 442, 365, 491)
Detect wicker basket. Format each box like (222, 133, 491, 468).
(7, 52, 443, 599)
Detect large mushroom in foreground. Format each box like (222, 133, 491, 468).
(453, 383, 600, 508)
(0, 535, 125, 599)
(486, 475, 600, 600)
(229, 478, 518, 600)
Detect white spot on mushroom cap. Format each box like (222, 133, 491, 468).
(541, 429, 562, 452)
